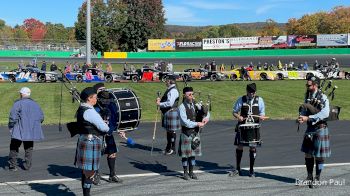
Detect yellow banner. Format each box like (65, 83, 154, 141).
(148, 39, 175, 51)
(104, 52, 127, 59)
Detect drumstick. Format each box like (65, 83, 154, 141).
(248, 115, 270, 119)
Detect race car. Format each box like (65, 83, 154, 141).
(0, 67, 58, 82)
(123, 67, 180, 82)
(65, 68, 123, 83)
(224, 69, 324, 81)
(178, 68, 225, 81)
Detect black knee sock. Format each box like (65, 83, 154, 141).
(249, 149, 256, 173)
(305, 157, 315, 176)
(236, 149, 243, 170)
(107, 157, 116, 177)
(315, 159, 324, 177)
(166, 132, 171, 151)
(188, 157, 195, 174)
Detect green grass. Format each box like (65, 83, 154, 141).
(0, 80, 348, 125)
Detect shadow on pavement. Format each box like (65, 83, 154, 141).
(120, 141, 163, 153)
(47, 164, 81, 178)
(129, 160, 181, 176)
(29, 183, 76, 196)
(0, 156, 9, 170)
(256, 171, 296, 184)
(196, 160, 231, 174)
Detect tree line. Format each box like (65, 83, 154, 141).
(0, 3, 349, 52)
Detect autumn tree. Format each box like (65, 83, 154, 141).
(286, 6, 350, 34)
(12, 26, 30, 43)
(22, 18, 47, 42)
(0, 20, 14, 44)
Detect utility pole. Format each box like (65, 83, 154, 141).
(86, 0, 91, 65)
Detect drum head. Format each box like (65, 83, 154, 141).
(98, 88, 141, 132)
(111, 89, 141, 131)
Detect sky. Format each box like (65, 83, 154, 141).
(0, 0, 349, 27)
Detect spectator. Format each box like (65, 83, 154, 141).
(106, 63, 113, 73)
(230, 62, 235, 70)
(73, 62, 80, 72)
(82, 63, 89, 73)
(167, 62, 173, 72)
(256, 62, 262, 71)
(220, 64, 225, 72)
(123, 62, 128, 71)
(41, 61, 47, 71)
(50, 61, 58, 72)
(8, 87, 44, 171)
(18, 60, 25, 71)
(263, 63, 268, 71)
(303, 62, 309, 70)
(65, 63, 72, 73)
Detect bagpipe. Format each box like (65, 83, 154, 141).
(191, 91, 212, 150)
(298, 79, 341, 131)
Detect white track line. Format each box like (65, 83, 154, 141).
(1, 162, 349, 186)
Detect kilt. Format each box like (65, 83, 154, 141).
(301, 127, 331, 158)
(102, 134, 119, 155)
(74, 134, 102, 171)
(178, 133, 201, 158)
(162, 109, 181, 132)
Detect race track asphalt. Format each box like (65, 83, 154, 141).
(0, 120, 349, 195)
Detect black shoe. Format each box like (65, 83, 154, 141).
(249, 171, 255, 178)
(183, 171, 189, 180)
(189, 172, 198, 180)
(92, 173, 101, 185)
(306, 174, 313, 189)
(108, 175, 123, 183)
(9, 166, 18, 172)
(23, 163, 31, 170)
(164, 149, 175, 155)
(228, 169, 241, 177)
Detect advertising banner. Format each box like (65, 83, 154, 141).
(258, 36, 287, 48)
(202, 38, 230, 50)
(175, 39, 202, 50)
(317, 34, 348, 46)
(287, 35, 317, 47)
(230, 37, 259, 49)
(148, 39, 175, 51)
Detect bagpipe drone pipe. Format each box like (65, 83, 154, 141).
(298, 79, 341, 123)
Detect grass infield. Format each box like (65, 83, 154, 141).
(0, 80, 348, 125)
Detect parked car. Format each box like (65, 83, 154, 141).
(178, 68, 225, 81)
(0, 67, 58, 82)
(223, 69, 324, 81)
(123, 67, 180, 82)
(65, 68, 123, 83)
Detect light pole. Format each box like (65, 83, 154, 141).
(86, 0, 91, 65)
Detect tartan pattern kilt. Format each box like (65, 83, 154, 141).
(178, 133, 202, 158)
(162, 109, 181, 132)
(74, 135, 102, 171)
(301, 127, 331, 158)
(102, 134, 119, 155)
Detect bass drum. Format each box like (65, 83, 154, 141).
(97, 88, 141, 132)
